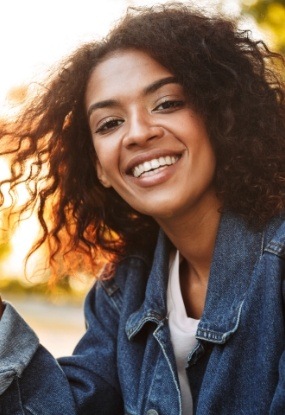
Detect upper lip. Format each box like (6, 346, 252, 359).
(125, 149, 183, 175)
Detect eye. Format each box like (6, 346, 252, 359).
(153, 100, 185, 112)
(95, 118, 124, 134)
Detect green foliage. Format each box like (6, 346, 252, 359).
(241, 0, 285, 53)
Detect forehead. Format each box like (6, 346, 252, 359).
(85, 49, 174, 105)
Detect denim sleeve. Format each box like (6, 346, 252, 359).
(0, 303, 39, 394)
(270, 278, 285, 414)
(0, 283, 124, 415)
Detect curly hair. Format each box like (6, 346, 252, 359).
(1, 3, 285, 277)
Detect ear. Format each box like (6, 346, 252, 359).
(96, 160, 112, 188)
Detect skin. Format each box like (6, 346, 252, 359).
(86, 49, 222, 318)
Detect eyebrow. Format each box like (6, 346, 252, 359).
(87, 76, 178, 119)
(143, 76, 178, 95)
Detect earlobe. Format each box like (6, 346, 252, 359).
(96, 160, 112, 188)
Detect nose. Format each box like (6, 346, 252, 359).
(123, 110, 163, 148)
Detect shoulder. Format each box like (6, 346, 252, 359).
(100, 251, 153, 290)
(85, 251, 153, 315)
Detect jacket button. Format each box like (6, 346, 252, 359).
(146, 410, 159, 415)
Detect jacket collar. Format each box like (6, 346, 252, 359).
(197, 212, 264, 343)
(125, 230, 171, 340)
(126, 213, 283, 343)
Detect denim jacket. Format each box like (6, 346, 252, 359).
(1, 212, 285, 415)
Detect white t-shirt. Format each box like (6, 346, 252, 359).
(167, 250, 200, 415)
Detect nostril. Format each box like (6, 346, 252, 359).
(123, 121, 164, 148)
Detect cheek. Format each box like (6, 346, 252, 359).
(93, 136, 117, 163)
(93, 139, 121, 185)
(190, 136, 216, 184)
(203, 150, 216, 187)
(93, 140, 107, 167)
(201, 143, 216, 175)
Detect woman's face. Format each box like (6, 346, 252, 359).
(85, 49, 218, 224)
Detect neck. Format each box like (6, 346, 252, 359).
(156, 195, 222, 283)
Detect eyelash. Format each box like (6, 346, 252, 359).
(153, 99, 185, 111)
(95, 118, 123, 134)
(95, 100, 185, 134)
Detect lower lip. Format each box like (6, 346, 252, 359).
(128, 159, 181, 188)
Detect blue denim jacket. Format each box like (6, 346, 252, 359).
(1, 212, 285, 414)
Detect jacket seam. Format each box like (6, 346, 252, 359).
(15, 377, 25, 415)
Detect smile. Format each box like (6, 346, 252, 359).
(132, 155, 179, 178)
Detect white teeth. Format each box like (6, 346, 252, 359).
(150, 159, 160, 169)
(132, 155, 179, 178)
(144, 161, 151, 171)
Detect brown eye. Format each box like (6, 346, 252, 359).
(154, 100, 185, 111)
(95, 118, 124, 134)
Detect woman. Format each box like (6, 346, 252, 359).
(0, 3, 285, 414)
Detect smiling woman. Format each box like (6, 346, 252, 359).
(0, 3, 285, 415)
(86, 50, 217, 222)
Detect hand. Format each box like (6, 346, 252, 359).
(0, 296, 5, 319)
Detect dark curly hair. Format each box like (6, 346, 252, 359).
(1, 3, 285, 278)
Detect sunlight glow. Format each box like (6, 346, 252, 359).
(0, 0, 126, 109)
(0, 0, 240, 111)
(1, 214, 44, 280)
(0, 157, 46, 280)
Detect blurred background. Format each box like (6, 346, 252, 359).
(0, 0, 284, 356)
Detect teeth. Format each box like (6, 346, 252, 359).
(133, 155, 178, 178)
(150, 159, 160, 169)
